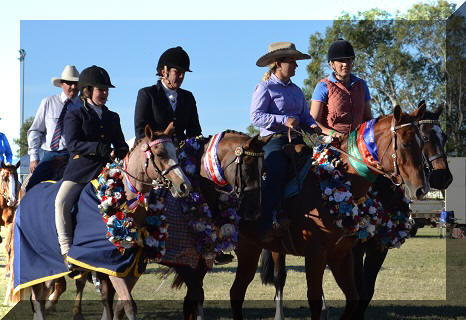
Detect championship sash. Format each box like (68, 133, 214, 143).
(203, 132, 228, 186)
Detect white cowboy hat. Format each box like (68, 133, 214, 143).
(51, 65, 80, 87)
(256, 42, 310, 67)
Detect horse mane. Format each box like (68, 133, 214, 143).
(223, 129, 249, 137)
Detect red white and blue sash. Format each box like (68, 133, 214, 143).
(203, 132, 228, 186)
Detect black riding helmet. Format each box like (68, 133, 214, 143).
(327, 39, 355, 62)
(156, 46, 191, 76)
(78, 65, 115, 90)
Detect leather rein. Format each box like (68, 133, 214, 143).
(215, 145, 264, 200)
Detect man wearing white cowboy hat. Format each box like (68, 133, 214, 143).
(250, 41, 321, 242)
(26, 65, 81, 191)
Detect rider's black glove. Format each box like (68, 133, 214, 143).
(96, 143, 112, 160)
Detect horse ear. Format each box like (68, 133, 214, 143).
(0, 161, 5, 169)
(243, 134, 258, 150)
(144, 124, 154, 140)
(417, 100, 426, 109)
(393, 105, 402, 124)
(258, 134, 273, 145)
(164, 122, 175, 137)
(15, 161, 21, 169)
(410, 102, 426, 120)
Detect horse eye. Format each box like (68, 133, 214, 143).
(422, 136, 430, 142)
(156, 151, 168, 158)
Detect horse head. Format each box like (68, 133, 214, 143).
(124, 123, 192, 199)
(0, 161, 21, 208)
(417, 101, 453, 190)
(376, 104, 429, 200)
(200, 131, 267, 218)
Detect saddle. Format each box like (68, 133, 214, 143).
(282, 143, 313, 179)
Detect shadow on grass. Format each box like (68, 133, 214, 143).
(4, 300, 466, 319)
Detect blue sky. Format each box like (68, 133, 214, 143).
(1, 0, 464, 161)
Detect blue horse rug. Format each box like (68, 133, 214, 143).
(13, 181, 142, 294)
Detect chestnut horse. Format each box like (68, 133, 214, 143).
(260, 104, 453, 320)
(230, 105, 430, 320)
(14, 124, 192, 320)
(1, 161, 22, 304)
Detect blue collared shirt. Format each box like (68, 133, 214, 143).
(311, 72, 371, 103)
(250, 73, 316, 137)
(0, 132, 12, 164)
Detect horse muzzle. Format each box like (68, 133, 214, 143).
(429, 169, 453, 190)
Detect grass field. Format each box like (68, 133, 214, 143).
(2, 226, 465, 319)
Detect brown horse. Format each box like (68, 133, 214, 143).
(230, 105, 430, 320)
(259, 103, 454, 320)
(15, 123, 191, 320)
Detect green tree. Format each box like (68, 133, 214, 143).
(13, 116, 33, 158)
(303, 0, 463, 155)
(246, 124, 259, 137)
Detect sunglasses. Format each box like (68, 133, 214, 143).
(62, 80, 78, 86)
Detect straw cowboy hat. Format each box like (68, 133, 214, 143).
(256, 42, 310, 67)
(51, 65, 80, 87)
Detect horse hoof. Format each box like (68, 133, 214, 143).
(45, 301, 56, 312)
(73, 314, 85, 320)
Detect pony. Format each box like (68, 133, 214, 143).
(259, 103, 453, 320)
(229, 105, 430, 320)
(13, 123, 192, 320)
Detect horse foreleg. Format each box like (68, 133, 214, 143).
(70, 275, 87, 320)
(230, 238, 262, 320)
(173, 260, 208, 320)
(305, 253, 326, 320)
(109, 275, 137, 320)
(328, 253, 359, 320)
(353, 241, 388, 319)
(44, 277, 67, 312)
(31, 283, 47, 320)
(98, 274, 115, 320)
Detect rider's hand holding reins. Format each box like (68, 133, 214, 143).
(97, 143, 112, 161)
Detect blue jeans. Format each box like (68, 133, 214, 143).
(26, 150, 69, 191)
(259, 136, 290, 231)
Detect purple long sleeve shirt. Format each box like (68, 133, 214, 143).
(250, 73, 316, 137)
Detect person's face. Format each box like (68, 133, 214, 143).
(276, 58, 297, 80)
(330, 58, 353, 78)
(60, 81, 79, 99)
(162, 67, 185, 90)
(91, 87, 108, 106)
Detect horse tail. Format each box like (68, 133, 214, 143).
(171, 272, 184, 290)
(259, 249, 275, 285)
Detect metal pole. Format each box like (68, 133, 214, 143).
(18, 49, 26, 126)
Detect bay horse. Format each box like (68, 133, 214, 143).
(15, 123, 192, 320)
(259, 103, 453, 320)
(230, 105, 430, 320)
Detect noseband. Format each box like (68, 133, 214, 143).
(123, 137, 180, 192)
(417, 119, 446, 174)
(0, 170, 19, 207)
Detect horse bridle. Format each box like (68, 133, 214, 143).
(417, 119, 447, 174)
(121, 137, 181, 190)
(216, 145, 264, 200)
(383, 118, 434, 186)
(0, 169, 19, 207)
